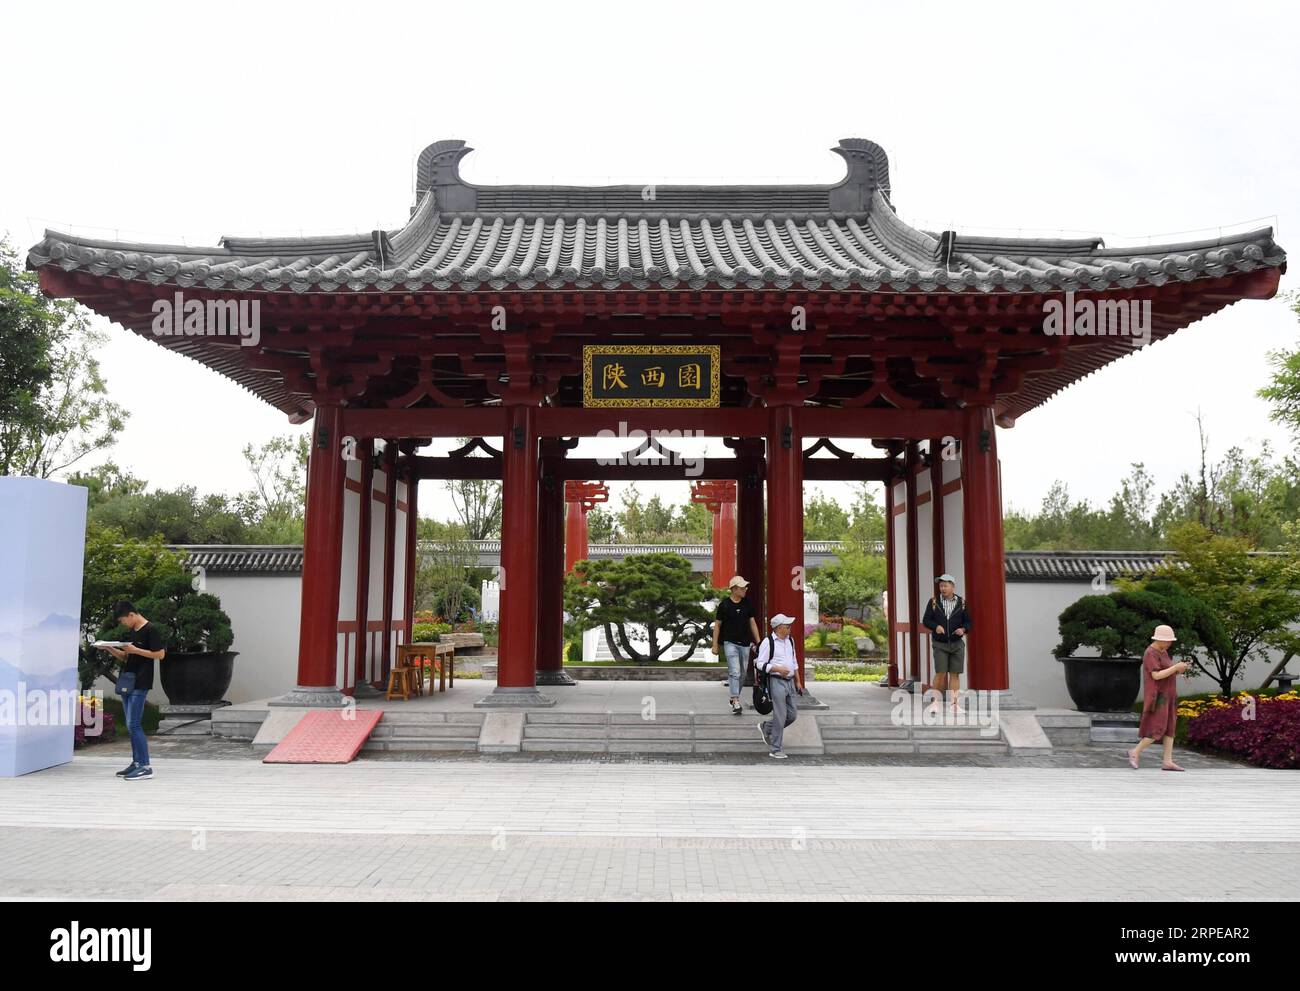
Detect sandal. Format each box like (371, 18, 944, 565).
(1127, 749, 1139, 769)
(1161, 762, 1186, 772)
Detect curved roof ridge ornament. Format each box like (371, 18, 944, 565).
(830, 138, 891, 213)
(416, 139, 476, 212)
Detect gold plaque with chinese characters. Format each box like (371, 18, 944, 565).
(582, 345, 721, 407)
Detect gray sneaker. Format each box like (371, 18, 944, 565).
(768, 751, 788, 760)
(756, 721, 770, 746)
(115, 762, 138, 777)
(123, 765, 153, 781)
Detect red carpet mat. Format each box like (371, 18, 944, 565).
(263, 709, 383, 764)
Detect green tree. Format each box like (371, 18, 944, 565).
(1259, 292, 1300, 435)
(0, 236, 127, 478)
(678, 499, 713, 541)
(1151, 523, 1300, 696)
(564, 553, 712, 663)
(79, 521, 186, 688)
(1053, 577, 1230, 664)
(415, 519, 477, 621)
(811, 548, 886, 619)
(238, 434, 309, 542)
(804, 492, 851, 541)
(844, 484, 886, 549)
(587, 505, 616, 543)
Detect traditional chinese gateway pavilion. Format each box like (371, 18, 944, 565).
(29, 139, 1286, 707)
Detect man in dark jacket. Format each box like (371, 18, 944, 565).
(921, 574, 971, 713)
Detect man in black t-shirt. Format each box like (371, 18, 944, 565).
(100, 600, 167, 780)
(711, 575, 761, 715)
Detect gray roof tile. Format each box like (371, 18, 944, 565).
(28, 139, 1286, 295)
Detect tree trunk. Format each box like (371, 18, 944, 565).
(603, 622, 628, 663)
(614, 623, 646, 663)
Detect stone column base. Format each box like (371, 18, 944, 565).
(269, 685, 348, 707)
(535, 669, 578, 686)
(474, 686, 557, 708)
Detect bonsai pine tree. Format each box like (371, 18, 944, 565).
(1054, 578, 1229, 668)
(128, 574, 235, 655)
(564, 553, 712, 663)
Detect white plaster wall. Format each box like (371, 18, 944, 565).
(337, 457, 362, 689)
(92, 573, 301, 707)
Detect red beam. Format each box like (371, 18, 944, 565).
(797, 407, 964, 439)
(536, 406, 769, 438)
(341, 407, 507, 439)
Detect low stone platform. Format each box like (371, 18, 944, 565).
(437, 632, 485, 654)
(208, 681, 1068, 757)
(565, 665, 727, 681)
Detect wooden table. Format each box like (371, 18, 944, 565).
(395, 642, 455, 694)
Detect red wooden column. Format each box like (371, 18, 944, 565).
(536, 440, 574, 686)
(930, 438, 946, 584)
(403, 467, 419, 644)
(961, 407, 1010, 691)
(478, 403, 552, 706)
(379, 440, 399, 683)
(564, 480, 608, 573)
(734, 442, 766, 625)
(689, 479, 737, 589)
(765, 405, 807, 682)
(279, 404, 347, 706)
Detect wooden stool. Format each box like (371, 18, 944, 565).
(385, 664, 419, 701)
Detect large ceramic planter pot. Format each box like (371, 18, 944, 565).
(161, 651, 238, 705)
(1058, 655, 1141, 712)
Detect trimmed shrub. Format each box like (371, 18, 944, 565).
(411, 621, 452, 642)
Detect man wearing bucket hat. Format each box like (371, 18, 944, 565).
(755, 613, 803, 759)
(1129, 625, 1191, 771)
(712, 575, 761, 715)
(921, 573, 973, 712)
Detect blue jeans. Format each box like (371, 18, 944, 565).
(123, 690, 149, 766)
(722, 642, 750, 697)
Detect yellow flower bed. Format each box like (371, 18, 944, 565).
(1177, 691, 1297, 719)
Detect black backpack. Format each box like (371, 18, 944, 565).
(750, 634, 774, 715)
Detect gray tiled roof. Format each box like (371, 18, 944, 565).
(28, 139, 1285, 294)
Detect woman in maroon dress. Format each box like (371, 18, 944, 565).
(1129, 624, 1190, 771)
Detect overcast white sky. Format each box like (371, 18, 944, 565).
(3, 0, 1297, 526)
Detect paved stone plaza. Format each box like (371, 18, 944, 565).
(2, 752, 1297, 900)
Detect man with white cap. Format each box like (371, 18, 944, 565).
(755, 613, 803, 759)
(922, 573, 972, 712)
(712, 575, 761, 715)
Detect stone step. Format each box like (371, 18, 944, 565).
(914, 739, 1008, 754)
(820, 726, 912, 741)
(362, 738, 478, 752)
(692, 724, 776, 741)
(908, 725, 997, 740)
(823, 741, 917, 754)
(373, 723, 484, 740)
(1091, 725, 1139, 743)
